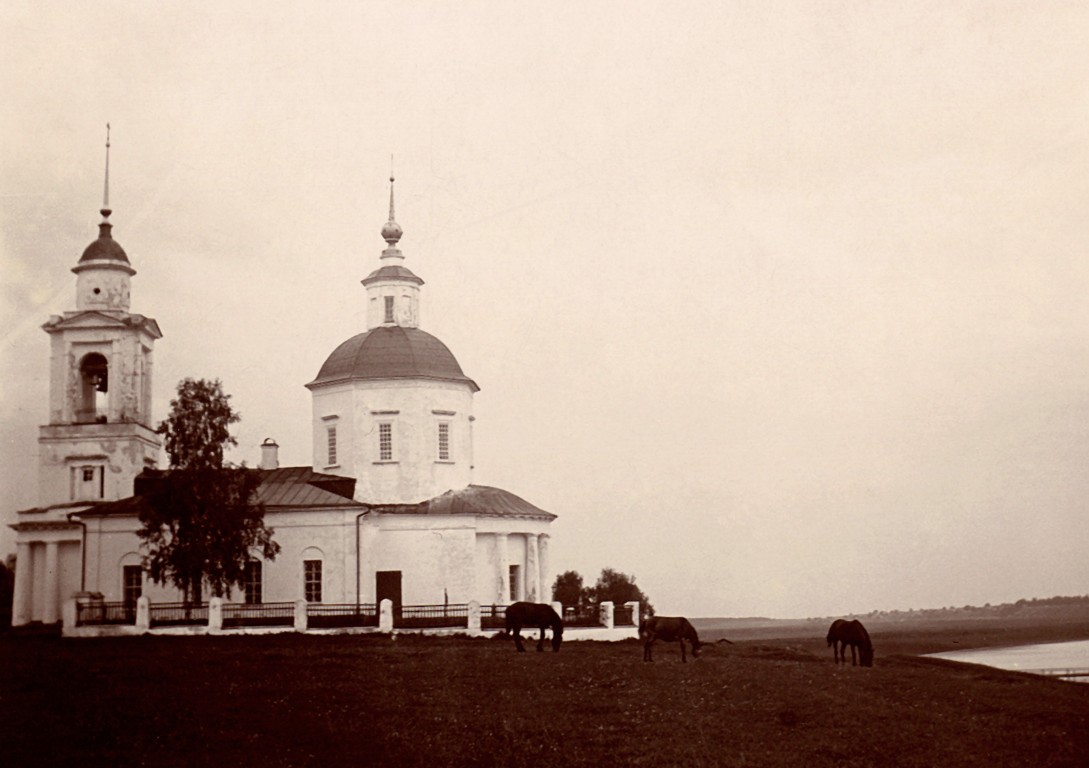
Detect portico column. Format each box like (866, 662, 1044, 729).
(43, 541, 60, 624)
(495, 533, 509, 604)
(526, 534, 540, 603)
(13, 541, 33, 626)
(538, 534, 551, 603)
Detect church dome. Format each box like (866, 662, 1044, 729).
(308, 326, 479, 391)
(78, 214, 130, 265)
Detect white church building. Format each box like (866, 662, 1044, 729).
(10, 174, 556, 628)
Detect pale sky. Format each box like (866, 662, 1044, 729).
(2, 1, 1087, 618)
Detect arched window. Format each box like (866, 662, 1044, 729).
(302, 547, 324, 603)
(78, 353, 109, 423)
(243, 560, 262, 605)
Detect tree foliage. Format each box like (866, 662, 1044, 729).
(138, 378, 279, 603)
(551, 567, 654, 616)
(552, 570, 588, 612)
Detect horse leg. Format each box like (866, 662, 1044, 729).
(681, 640, 687, 663)
(513, 627, 526, 652)
(537, 626, 545, 652)
(835, 640, 844, 664)
(850, 643, 857, 666)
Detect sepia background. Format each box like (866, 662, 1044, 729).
(2, 0, 1087, 618)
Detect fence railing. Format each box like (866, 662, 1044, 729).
(70, 598, 637, 634)
(222, 601, 295, 628)
(76, 601, 135, 626)
(149, 601, 208, 627)
(480, 604, 508, 630)
(394, 603, 469, 629)
(563, 607, 602, 627)
(307, 603, 379, 629)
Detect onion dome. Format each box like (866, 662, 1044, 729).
(78, 209, 130, 265)
(381, 175, 403, 246)
(307, 326, 479, 391)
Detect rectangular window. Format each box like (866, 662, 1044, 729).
(326, 426, 337, 466)
(244, 561, 262, 604)
(438, 422, 450, 461)
(304, 560, 323, 603)
(378, 423, 393, 461)
(123, 565, 142, 609)
(509, 564, 520, 602)
(384, 296, 395, 323)
(72, 465, 105, 501)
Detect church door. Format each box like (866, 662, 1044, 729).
(376, 570, 402, 619)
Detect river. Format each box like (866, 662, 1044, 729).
(928, 638, 1089, 682)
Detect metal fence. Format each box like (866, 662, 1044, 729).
(614, 604, 636, 626)
(307, 603, 379, 629)
(394, 603, 469, 629)
(222, 601, 295, 629)
(563, 606, 602, 627)
(76, 601, 135, 626)
(480, 604, 508, 630)
(149, 602, 209, 627)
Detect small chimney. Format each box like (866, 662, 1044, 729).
(260, 438, 280, 470)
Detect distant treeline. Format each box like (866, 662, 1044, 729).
(809, 594, 1089, 623)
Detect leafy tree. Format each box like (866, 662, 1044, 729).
(551, 567, 654, 617)
(137, 378, 279, 604)
(552, 570, 587, 611)
(591, 567, 654, 617)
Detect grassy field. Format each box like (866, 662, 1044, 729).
(2, 622, 1089, 767)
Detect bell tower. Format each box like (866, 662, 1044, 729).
(37, 128, 163, 506)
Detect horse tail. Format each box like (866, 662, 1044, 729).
(684, 619, 702, 652)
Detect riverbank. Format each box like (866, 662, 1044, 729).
(693, 602, 1089, 658)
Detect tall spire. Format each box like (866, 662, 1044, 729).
(101, 123, 112, 221)
(381, 157, 403, 248)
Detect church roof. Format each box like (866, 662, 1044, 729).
(67, 476, 551, 521)
(77, 467, 364, 517)
(78, 216, 130, 265)
(367, 485, 556, 521)
(254, 467, 362, 507)
(63, 472, 548, 520)
(308, 326, 479, 391)
(362, 264, 424, 286)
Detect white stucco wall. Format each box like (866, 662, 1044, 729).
(50, 504, 553, 621)
(311, 380, 474, 504)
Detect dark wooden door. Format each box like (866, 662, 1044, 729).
(376, 570, 402, 617)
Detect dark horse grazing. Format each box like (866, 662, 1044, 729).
(826, 619, 874, 667)
(505, 602, 563, 652)
(640, 616, 701, 662)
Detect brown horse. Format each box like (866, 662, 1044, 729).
(826, 619, 874, 667)
(505, 602, 563, 652)
(640, 616, 701, 662)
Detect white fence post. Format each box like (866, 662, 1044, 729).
(61, 598, 77, 634)
(468, 600, 481, 634)
(209, 597, 223, 632)
(136, 596, 150, 632)
(294, 600, 308, 632)
(626, 601, 640, 628)
(379, 598, 394, 632)
(600, 601, 614, 629)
